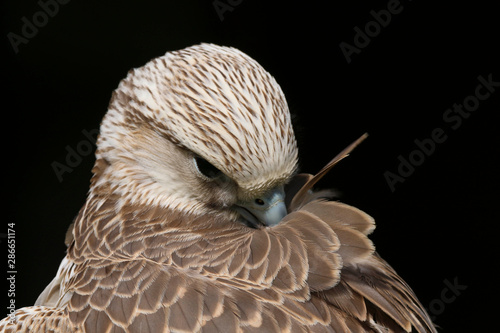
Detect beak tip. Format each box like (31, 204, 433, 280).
(235, 186, 288, 228)
(262, 201, 287, 227)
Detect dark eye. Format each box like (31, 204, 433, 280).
(255, 198, 265, 205)
(194, 156, 222, 179)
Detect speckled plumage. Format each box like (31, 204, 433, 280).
(1, 44, 436, 332)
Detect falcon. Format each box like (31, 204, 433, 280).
(2, 44, 436, 332)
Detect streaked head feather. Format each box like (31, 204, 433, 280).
(93, 44, 298, 215)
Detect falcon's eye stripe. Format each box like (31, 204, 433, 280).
(194, 156, 223, 179)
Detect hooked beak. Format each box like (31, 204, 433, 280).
(234, 185, 288, 228)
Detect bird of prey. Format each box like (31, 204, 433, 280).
(1, 44, 436, 332)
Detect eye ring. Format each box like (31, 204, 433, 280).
(194, 156, 223, 179)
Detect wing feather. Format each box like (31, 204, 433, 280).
(168, 285, 204, 332)
(13, 159, 434, 333)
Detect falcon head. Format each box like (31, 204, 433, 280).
(93, 44, 298, 228)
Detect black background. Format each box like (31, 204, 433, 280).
(3, 0, 499, 331)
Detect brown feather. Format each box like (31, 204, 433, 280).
(302, 200, 375, 236)
(290, 133, 368, 210)
(0, 46, 438, 333)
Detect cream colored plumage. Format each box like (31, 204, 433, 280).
(1, 44, 436, 332)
